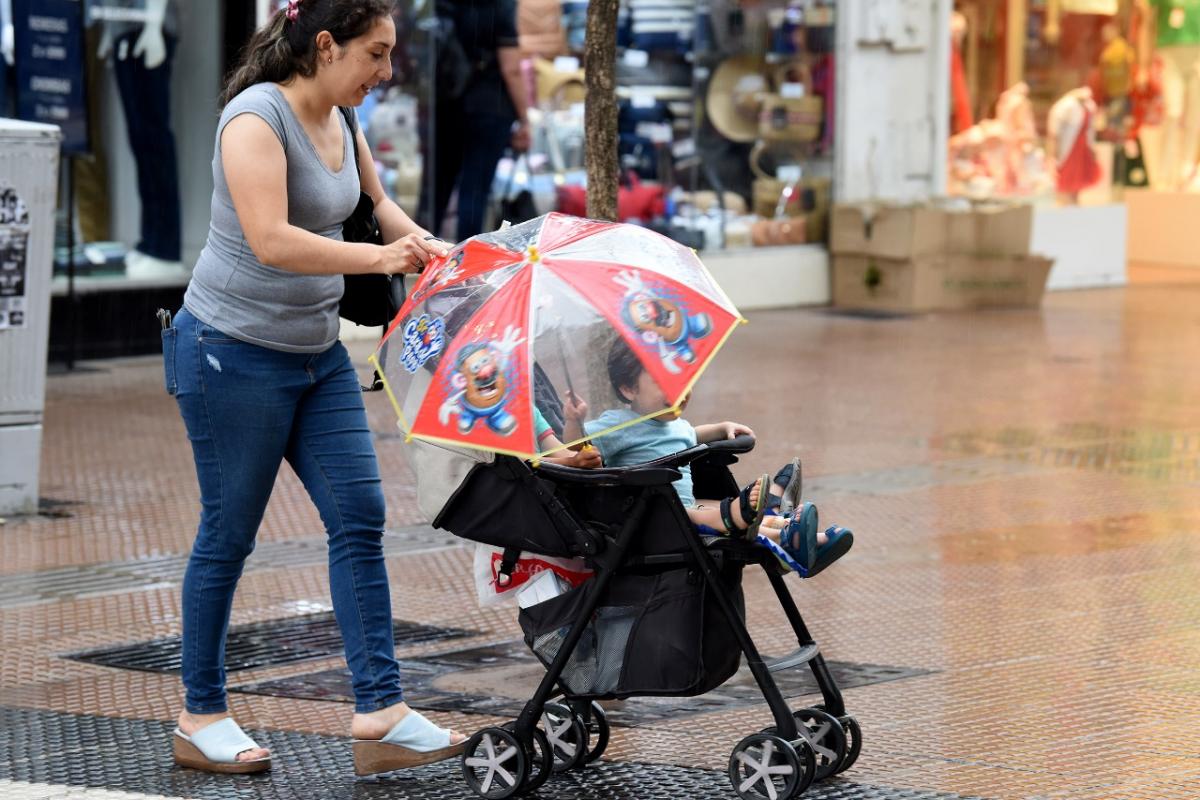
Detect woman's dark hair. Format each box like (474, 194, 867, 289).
(221, 0, 394, 106)
(607, 337, 644, 405)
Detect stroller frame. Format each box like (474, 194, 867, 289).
(438, 435, 857, 798)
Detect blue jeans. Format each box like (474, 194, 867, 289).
(164, 308, 403, 714)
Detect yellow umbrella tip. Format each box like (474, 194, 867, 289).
(527, 246, 541, 262)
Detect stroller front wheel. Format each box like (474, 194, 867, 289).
(462, 727, 530, 800)
(728, 732, 815, 800)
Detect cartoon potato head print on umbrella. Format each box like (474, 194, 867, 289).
(616, 270, 712, 375)
(438, 325, 525, 436)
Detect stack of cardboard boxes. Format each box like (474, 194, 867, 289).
(829, 203, 1054, 312)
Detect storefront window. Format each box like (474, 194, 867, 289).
(948, 0, 1179, 204)
(362, 0, 838, 252)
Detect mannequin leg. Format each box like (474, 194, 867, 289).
(112, 31, 182, 265)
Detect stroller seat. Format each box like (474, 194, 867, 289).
(427, 434, 862, 800)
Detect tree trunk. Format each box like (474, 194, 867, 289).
(583, 0, 620, 222)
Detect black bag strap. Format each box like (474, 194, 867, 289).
(339, 106, 392, 394)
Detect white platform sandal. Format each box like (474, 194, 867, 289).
(173, 717, 271, 774)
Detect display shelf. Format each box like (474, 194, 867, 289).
(1031, 203, 1128, 290)
(50, 272, 192, 297)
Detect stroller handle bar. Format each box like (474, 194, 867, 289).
(642, 433, 757, 469)
(533, 434, 756, 486)
(533, 460, 683, 487)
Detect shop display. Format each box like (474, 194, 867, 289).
(92, 0, 183, 275)
(1048, 86, 1103, 202)
(1142, 0, 1200, 188)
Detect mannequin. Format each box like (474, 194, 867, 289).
(93, 0, 182, 276)
(996, 81, 1040, 193)
(950, 10, 973, 134)
(1048, 86, 1103, 203)
(1137, 0, 1200, 188)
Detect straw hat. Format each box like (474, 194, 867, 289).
(706, 55, 769, 143)
(534, 57, 586, 107)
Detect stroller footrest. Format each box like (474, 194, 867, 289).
(765, 644, 820, 672)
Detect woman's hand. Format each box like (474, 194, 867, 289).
(378, 234, 449, 275)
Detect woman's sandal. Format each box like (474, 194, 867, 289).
(173, 717, 271, 774)
(353, 709, 466, 776)
(719, 473, 771, 539)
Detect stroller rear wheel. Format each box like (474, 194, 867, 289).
(542, 703, 587, 772)
(728, 732, 815, 800)
(790, 708, 847, 781)
(832, 715, 861, 775)
(462, 728, 529, 799)
(582, 701, 610, 764)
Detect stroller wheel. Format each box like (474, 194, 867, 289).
(728, 733, 815, 800)
(832, 715, 861, 775)
(499, 721, 553, 792)
(462, 727, 528, 800)
(542, 703, 587, 772)
(581, 701, 610, 764)
(792, 708, 847, 782)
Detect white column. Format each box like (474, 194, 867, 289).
(834, 0, 952, 203)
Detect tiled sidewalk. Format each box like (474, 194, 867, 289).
(3, 285, 1199, 799)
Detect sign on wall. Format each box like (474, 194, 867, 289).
(12, 0, 90, 155)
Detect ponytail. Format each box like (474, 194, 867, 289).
(220, 0, 394, 107)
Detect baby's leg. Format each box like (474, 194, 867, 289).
(690, 475, 767, 533)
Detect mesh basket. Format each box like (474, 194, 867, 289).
(518, 562, 744, 698)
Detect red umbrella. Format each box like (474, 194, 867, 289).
(369, 213, 744, 459)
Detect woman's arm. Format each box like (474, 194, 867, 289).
(222, 114, 443, 275)
(352, 124, 449, 248)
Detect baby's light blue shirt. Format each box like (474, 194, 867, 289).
(584, 408, 697, 506)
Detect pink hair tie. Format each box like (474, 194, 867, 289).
(285, 0, 301, 21)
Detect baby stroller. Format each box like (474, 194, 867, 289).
(424, 421, 861, 799)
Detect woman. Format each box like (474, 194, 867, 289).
(163, 0, 465, 775)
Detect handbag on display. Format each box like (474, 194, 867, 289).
(555, 171, 666, 222)
(758, 63, 824, 144)
(497, 155, 541, 225)
(749, 143, 831, 241)
(338, 107, 405, 329)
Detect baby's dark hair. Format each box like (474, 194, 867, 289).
(607, 337, 643, 405)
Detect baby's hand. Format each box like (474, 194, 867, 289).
(569, 446, 602, 469)
(719, 421, 754, 439)
(563, 390, 589, 422)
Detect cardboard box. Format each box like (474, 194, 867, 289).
(832, 253, 1053, 312)
(830, 203, 948, 259)
(831, 201, 1034, 259)
(973, 204, 1033, 257)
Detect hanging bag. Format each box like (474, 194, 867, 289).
(338, 106, 406, 328)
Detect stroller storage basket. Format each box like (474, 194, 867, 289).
(518, 561, 745, 698)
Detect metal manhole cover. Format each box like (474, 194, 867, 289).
(234, 639, 933, 725)
(64, 612, 477, 673)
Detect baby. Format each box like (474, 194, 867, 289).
(584, 338, 852, 572)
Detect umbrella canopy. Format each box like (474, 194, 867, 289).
(369, 213, 743, 460)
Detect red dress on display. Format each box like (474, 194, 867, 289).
(1056, 100, 1102, 194)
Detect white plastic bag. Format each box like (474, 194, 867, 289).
(473, 543, 593, 608)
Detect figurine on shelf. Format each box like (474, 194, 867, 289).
(1047, 87, 1103, 204)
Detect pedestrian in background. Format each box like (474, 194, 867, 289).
(419, 0, 531, 239)
(162, 0, 465, 776)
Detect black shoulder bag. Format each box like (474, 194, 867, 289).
(338, 106, 406, 328)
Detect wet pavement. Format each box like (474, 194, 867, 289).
(3, 283, 1199, 800)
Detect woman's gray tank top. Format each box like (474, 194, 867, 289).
(183, 83, 359, 353)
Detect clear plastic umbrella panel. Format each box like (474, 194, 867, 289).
(369, 213, 744, 460)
